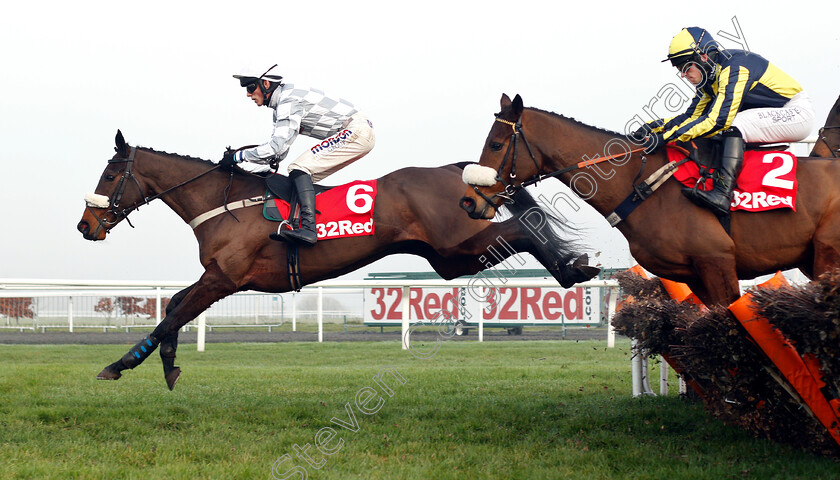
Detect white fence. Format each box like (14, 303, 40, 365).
(0, 277, 699, 396)
(0, 278, 620, 341)
(0, 280, 363, 333)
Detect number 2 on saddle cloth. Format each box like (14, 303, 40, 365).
(668, 144, 799, 213)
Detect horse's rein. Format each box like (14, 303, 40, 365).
(86, 147, 223, 237)
(485, 117, 646, 198)
(487, 119, 687, 228)
(489, 120, 689, 227)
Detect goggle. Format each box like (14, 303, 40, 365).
(245, 82, 260, 94)
(671, 55, 698, 72)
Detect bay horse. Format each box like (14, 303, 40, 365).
(79, 130, 597, 390)
(460, 93, 840, 306)
(811, 94, 840, 158)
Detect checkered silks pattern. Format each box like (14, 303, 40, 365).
(240, 84, 359, 164)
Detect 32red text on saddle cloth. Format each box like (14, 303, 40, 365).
(274, 180, 377, 240)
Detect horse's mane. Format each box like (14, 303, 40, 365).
(136, 146, 216, 166)
(528, 107, 623, 137)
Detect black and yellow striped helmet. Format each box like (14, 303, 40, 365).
(663, 27, 720, 69)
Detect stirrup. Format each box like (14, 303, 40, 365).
(276, 228, 317, 246)
(682, 187, 731, 216)
(269, 221, 292, 242)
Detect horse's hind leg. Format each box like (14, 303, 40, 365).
(489, 210, 598, 287)
(430, 215, 597, 287)
(97, 261, 237, 389)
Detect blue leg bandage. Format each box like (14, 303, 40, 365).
(120, 335, 160, 369)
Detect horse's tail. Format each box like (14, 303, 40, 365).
(501, 188, 600, 288)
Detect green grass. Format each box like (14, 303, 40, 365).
(0, 340, 837, 479)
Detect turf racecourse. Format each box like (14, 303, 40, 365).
(1, 340, 838, 479)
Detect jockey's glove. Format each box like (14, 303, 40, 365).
(220, 150, 238, 171)
(642, 133, 666, 155)
(630, 124, 654, 143)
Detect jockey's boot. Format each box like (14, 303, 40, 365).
(682, 129, 744, 216)
(270, 170, 318, 245)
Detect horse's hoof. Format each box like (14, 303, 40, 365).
(165, 367, 181, 391)
(555, 264, 601, 288)
(577, 265, 601, 280)
(572, 254, 589, 268)
(96, 367, 121, 381)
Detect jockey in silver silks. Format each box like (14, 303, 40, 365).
(221, 65, 375, 245)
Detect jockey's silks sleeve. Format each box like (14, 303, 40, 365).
(645, 50, 802, 143)
(239, 84, 359, 164)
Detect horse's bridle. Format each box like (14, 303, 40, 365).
(469, 116, 645, 216)
(817, 126, 840, 158)
(85, 147, 146, 238)
(467, 117, 539, 217)
(86, 146, 222, 238)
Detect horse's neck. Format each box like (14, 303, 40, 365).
(538, 115, 663, 216)
(137, 151, 243, 224)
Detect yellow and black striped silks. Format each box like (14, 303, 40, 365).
(650, 50, 802, 142)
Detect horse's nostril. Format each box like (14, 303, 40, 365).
(77, 221, 89, 235)
(459, 197, 476, 213)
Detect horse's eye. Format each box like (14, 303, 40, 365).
(489, 142, 504, 152)
(104, 174, 115, 181)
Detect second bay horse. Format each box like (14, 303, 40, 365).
(461, 94, 840, 306)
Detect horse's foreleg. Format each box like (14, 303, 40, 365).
(689, 255, 741, 305)
(158, 284, 195, 390)
(813, 239, 840, 278)
(97, 261, 237, 389)
(96, 283, 196, 383)
(159, 333, 180, 390)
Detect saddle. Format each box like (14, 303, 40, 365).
(677, 137, 790, 182)
(668, 141, 799, 216)
(263, 174, 330, 222)
(262, 174, 379, 291)
(263, 174, 331, 293)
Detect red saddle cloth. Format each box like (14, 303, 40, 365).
(667, 147, 798, 212)
(274, 180, 377, 240)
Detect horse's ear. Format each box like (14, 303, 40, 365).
(500, 93, 512, 108)
(115, 130, 129, 157)
(512, 94, 524, 118)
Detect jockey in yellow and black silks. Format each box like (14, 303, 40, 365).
(634, 27, 815, 216)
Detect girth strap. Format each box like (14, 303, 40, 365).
(605, 158, 689, 227)
(189, 196, 267, 229)
(287, 245, 302, 292)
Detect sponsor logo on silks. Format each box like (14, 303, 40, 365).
(310, 129, 353, 155)
(732, 190, 794, 210)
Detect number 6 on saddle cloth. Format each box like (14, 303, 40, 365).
(262, 174, 378, 241)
